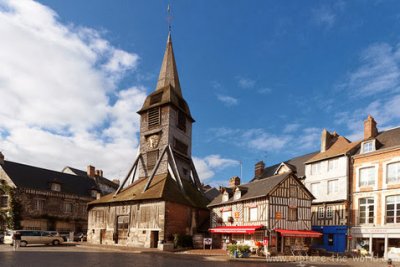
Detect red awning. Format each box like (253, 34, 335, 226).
(275, 229, 322, 238)
(209, 225, 264, 234)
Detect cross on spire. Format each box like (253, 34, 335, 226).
(167, 4, 172, 33)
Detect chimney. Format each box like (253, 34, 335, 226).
(112, 179, 120, 185)
(229, 176, 240, 187)
(321, 129, 333, 152)
(254, 161, 265, 177)
(87, 165, 95, 178)
(364, 115, 378, 140)
(0, 152, 4, 165)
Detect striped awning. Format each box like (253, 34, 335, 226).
(275, 229, 322, 238)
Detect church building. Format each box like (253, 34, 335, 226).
(86, 32, 210, 248)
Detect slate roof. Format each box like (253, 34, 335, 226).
(208, 173, 305, 207)
(63, 166, 118, 190)
(89, 173, 209, 209)
(252, 151, 318, 181)
(1, 160, 97, 198)
(306, 136, 360, 163)
(355, 126, 400, 155)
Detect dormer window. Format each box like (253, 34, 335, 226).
(91, 190, 98, 198)
(222, 191, 229, 202)
(233, 188, 241, 200)
(51, 183, 61, 192)
(362, 140, 375, 154)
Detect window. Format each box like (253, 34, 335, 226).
(386, 195, 400, 224)
(64, 202, 73, 213)
(51, 183, 61, 192)
(310, 183, 320, 198)
(233, 189, 241, 200)
(148, 107, 160, 128)
(288, 208, 297, 221)
(0, 190, 8, 208)
(359, 198, 374, 224)
(147, 150, 159, 171)
(387, 162, 400, 184)
(177, 111, 186, 132)
(328, 158, 339, 171)
(34, 199, 45, 211)
(362, 141, 374, 153)
(249, 207, 257, 221)
(327, 180, 338, 195)
(222, 211, 232, 222)
(359, 167, 375, 187)
(174, 139, 188, 155)
(317, 207, 325, 219)
(222, 192, 229, 202)
(311, 162, 321, 175)
(326, 206, 333, 218)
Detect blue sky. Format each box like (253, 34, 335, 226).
(1, 0, 400, 186)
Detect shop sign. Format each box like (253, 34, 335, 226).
(234, 211, 240, 218)
(275, 212, 282, 220)
(204, 238, 212, 245)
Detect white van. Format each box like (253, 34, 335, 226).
(4, 230, 64, 246)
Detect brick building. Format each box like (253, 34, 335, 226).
(350, 115, 400, 258)
(0, 152, 117, 232)
(86, 33, 209, 248)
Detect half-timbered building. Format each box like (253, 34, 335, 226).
(86, 32, 210, 249)
(208, 173, 320, 255)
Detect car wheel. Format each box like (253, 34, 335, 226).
(20, 241, 27, 247)
(52, 239, 60, 246)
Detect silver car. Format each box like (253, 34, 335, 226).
(4, 230, 64, 246)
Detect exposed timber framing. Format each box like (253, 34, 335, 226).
(114, 154, 146, 196)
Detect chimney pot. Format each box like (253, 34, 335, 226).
(229, 176, 240, 187)
(254, 161, 265, 177)
(87, 165, 95, 178)
(364, 115, 378, 140)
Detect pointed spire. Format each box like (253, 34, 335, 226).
(156, 32, 182, 96)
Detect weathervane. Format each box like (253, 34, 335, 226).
(167, 3, 172, 33)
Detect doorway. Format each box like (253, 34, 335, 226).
(150, 231, 159, 248)
(373, 238, 385, 257)
(116, 216, 129, 244)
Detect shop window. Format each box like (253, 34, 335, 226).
(387, 162, 400, 184)
(359, 167, 375, 187)
(328, 234, 334, 246)
(317, 207, 324, 219)
(386, 195, 400, 224)
(359, 197, 374, 224)
(249, 207, 257, 221)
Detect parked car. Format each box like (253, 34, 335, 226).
(3, 230, 64, 247)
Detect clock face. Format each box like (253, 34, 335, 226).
(147, 134, 160, 149)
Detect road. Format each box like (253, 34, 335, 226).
(0, 244, 391, 267)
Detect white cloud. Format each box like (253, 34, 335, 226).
(0, 0, 145, 179)
(237, 77, 256, 89)
(283, 123, 301, 133)
(258, 87, 272, 94)
(312, 6, 336, 28)
(193, 155, 239, 181)
(217, 94, 239, 106)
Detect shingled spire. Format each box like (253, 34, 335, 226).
(156, 32, 182, 96)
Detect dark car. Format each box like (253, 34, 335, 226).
(73, 232, 87, 242)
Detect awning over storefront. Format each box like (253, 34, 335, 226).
(275, 229, 322, 238)
(209, 225, 264, 234)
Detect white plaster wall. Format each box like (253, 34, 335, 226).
(304, 155, 348, 202)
